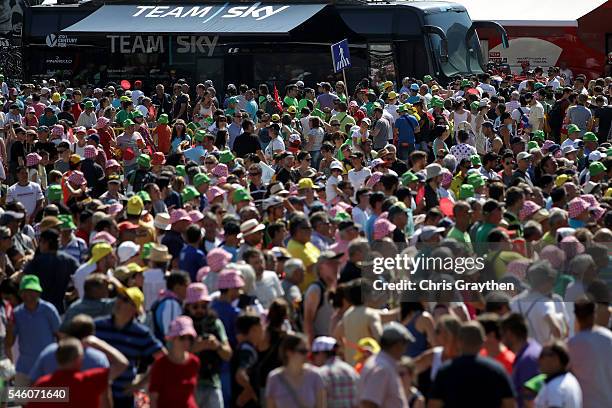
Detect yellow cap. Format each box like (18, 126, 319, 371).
(387, 91, 398, 100)
(52, 92, 61, 103)
(89, 243, 113, 263)
(605, 188, 612, 199)
(382, 81, 393, 89)
(126, 263, 144, 273)
(287, 106, 297, 114)
(118, 286, 144, 312)
(555, 174, 570, 187)
(298, 178, 314, 190)
(127, 195, 144, 216)
(354, 337, 381, 361)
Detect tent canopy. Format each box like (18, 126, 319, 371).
(62, 3, 326, 34)
(458, 0, 608, 26)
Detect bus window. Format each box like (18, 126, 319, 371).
(368, 44, 396, 85)
(424, 8, 483, 77)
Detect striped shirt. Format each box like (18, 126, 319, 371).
(94, 316, 163, 403)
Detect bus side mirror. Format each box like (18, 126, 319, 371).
(423, 25, 449, 61)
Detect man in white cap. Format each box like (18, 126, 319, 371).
(357, 322, 414, 408)
(423, 163, 442, 211)
(311, 336, 359, 408)
(236, 219, 265, 261)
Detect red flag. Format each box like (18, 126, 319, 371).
(273, 83, 283, 113)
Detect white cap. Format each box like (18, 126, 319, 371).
(117, 241, 140, 263)
(330, 160, 343, 171)
(589, 151, 603, 162)
(312, 336, 337, 352)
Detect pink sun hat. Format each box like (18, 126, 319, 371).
(217, 269, 245, 289)
(68, 170, 85, 186)
(373, 217, 396, 240)
(170, 208, 191, 224)
(189, 210, 204, 223)
(83, 145, 97, 159)
(26, 152, 42, 167)
(206, 186, 225, 202)
(184, 283, 212, 305)
(366, 172, 383, 188)
(568, 197, 590, 219)
(108, 203, 124, 217)
(519, 200, 541, 221)
(212, 163, 229, 178)
(166, 315, 197, 339)
(91, 231, 117, 246)
(96, 116, 110, 129)
(105, 159, 120, 169)
(196, 247, 233, 281)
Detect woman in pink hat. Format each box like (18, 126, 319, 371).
(183, 283, 232, 407)
(149, 315, 200, 408)
(96, 116, 116, 159)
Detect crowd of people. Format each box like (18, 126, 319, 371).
(0, 65, 610, 408)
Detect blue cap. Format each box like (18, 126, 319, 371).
(410, 83, 419, 91)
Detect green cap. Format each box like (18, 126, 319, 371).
(459, 184, 475, 199)
(123, 119, 135, 127)
(120, 96, 130, 102)
(523, 374, 547, 393)
(186, 122, 200, 134)
(527, 141, 539, 150)
(176, 165, 186, 177)
(232, 187, 252, 203)
(533, 82, 545, 90)
(532, 130, 545, 141)
(57, 214, 76, 230)
(398, 104, 409, 114)
(461, 79, 471, 87)
(583, 132, 598, 142)
(84, 101, 94, 109)
(193, 129, 207, 142)
(431, 96, 444, 108)
(137, 154, 151, 169)
(470, 101, 479, 111)
(470, 155, 482, 166)
(590, 161, 606, 176)
(47, 184, 64, 202)
(20, 275, 43, 293)
(219, 150, 235, 164)
(205, 116, 214, 125)
(333, 211, 351, 223)
(228, 96, 239, 105)
(158, 114, 169, 125)
(423, 75, 433, 82)
(567, 124, 580, 134)
(141, 242, 154, 260)
(193, 173, 211, 187)
(606, 148, 612, 157)
(467, 174, 485, 188)
(137, 190, 151, 202)
(401, 171, 418, 185)
(181, 185, 200, 202)
(131, 110, 143, 119)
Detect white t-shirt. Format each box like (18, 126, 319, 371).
(326, 175, 341, 202)
(143, 268, 166, 311)
(529, 102, 545, 132)
(352, 206, 370, 231)
(548, 77, 561, 90)
(348, 167, 371, 191)
(254, 270, 284, 309)
(265, 136, 285, 158)
(385, 104, 399, 122)
(535, 372, 582, 408)
(511, 290, 559, 345)
(73, 262, 98, 298)
(6, 182, 44, 217)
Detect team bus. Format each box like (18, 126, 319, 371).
(21, 0, 508, 89)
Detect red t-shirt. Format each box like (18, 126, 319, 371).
(27, 367, 109, 408)
(480, 346, 515, 374)
(156, 125, 172, 155)
(149, 353, 200, 408)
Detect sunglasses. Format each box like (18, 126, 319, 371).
(189, 303, 208, 310)
(331, 123, 340, 127)
(205, 161, 215, 165)
(249, 172, 261, 176)
(294, 348, 309, 355)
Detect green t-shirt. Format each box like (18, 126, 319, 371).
(447, 226, 473, 253)
(284, 96, 298, 107)
(475, 222, 496, 245)
(116, 109, 132, 126)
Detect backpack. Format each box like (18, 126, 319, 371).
(193, 316, 223, 380)
(148, 296, 178, 342)
(517, 107, 531, 134)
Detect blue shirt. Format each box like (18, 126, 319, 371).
(161, 230, 185, 260)
(395, 115, 419, 144)
(14, 300, 61, 374)
(220, 244, 239, 262)
(228, 122, 243, 149)
(95, 316, 163, 402)
(364, 214, 379, 243)
(164, 190, 182, 210)
(210, 299, 240, 348)
(179, 245, 206, 282)
(29, 343, 109, 382)
(569, 218, 585, 229)
(183, 146, 206, 164)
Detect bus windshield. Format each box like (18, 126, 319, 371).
(424, 8, 483, 77)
